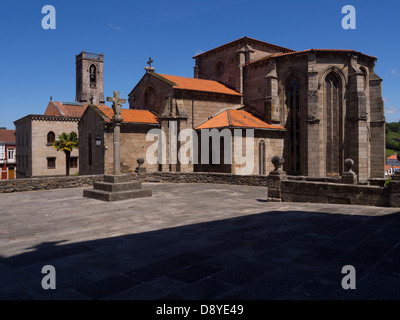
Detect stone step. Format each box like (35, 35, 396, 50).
(104, 174, 132, 184)
(83, 188, 152, 202)
(93, 181, 142, 193)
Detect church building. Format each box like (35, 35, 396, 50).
(113, 36, 384, 180)
(16, 36, 385, 181)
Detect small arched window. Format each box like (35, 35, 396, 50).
(47, 131, 55, 145)
(89, 64, 96, 88)
(215, 60, 225, 78)
(144, 85, 156, 110)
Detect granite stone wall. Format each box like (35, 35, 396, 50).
(0, 175, 104, 193)
(281, 180, 389, 207)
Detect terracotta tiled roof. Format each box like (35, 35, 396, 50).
(96, 105, 159, 124)
(0, 129, 16, 144)
(386, 165, 400, 172)
(46, 101, 110, 118)
(195, 109, 285, 130)
(387, 154, 399, 160)
(157, 74, 241, 96)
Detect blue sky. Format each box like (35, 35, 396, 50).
(1, 0, 399, 129)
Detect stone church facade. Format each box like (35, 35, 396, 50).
(15, 38, 385, 180)
(125, 37, 385, 180)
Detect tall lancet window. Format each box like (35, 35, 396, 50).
(89, 64, 96, 88)
(325, 73, 343, 176)
(285, 77, 301, 174)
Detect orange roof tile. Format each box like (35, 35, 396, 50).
(50, 102, 88, 117)
(157, 74, 241, 96)
(386, 165, 400, 171)
(0, 129, 16, 144)
(96, 105, 159, 124)
(46, 101, 109, 118)
(387, 154, 399, 160)
(195, 109, 285, 130)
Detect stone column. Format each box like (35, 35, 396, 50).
(341, 158, 357, 184)
(265, 60, 280, 124)
(236, 44, 254, 105)
(267, 156, 287, 202)
(113, 121, 122, 175)
(348, 55, 369, 182)
(306, 52, 322, 177)
(368, 63, 385, 178)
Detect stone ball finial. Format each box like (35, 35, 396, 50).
(137, 157, 144, 166)
(271, 155, 284, 172)
(344, 158, 354, 173)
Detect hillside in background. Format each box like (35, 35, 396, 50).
(386, 122, 400, 158)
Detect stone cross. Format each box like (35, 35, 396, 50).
(106, 91, 126, 175)
(107, 91, 125, 123)
(145, 57, 155, 72)
(89, 94, 94, 105)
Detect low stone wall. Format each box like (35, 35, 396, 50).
(139, 172, 269, 186)
(0, 175, 104, 193)
(281, 180, 389, 207)
(0, 172, 397, 208)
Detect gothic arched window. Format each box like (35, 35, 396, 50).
(89, 64, 96, 88)
(285, 77, 301, 174)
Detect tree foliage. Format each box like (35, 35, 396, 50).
(53, 132, 79, 176)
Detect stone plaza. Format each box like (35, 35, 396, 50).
(1, 182, 400, 300)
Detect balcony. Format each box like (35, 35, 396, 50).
(6, 158, 16, 164)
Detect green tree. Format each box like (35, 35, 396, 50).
(53, 132, 79, 176)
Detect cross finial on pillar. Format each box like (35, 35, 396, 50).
(89, 94, 95, 105)
(106, 91, 126, 123)
(106, 90, 126, 176)
(144, 57, 155, 72)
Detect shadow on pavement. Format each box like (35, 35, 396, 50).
(1, 209, 400, 300)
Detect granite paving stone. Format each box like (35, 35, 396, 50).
(0, 183, 399, 300)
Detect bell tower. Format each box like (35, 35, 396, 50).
(75, 51, 105, 104)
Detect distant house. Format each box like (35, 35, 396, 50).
(0, 129, 16, 179)
(13, 101, 108, 178)
(385, 164, 400, 177)
(13, 51, 106, 178)
(387, 154, 400, 167)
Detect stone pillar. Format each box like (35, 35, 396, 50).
(83, 91, 152, 201)
(113, 122, 121, 175)
(369, 63, 385, 178)
(267, 156, 287, 202)
(265, 61, 280, 124)
(341, 158, 357, 184)
(306, 52, 322, 177)
(236, 44, 254, 105)
(348, 55, 369, 182)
